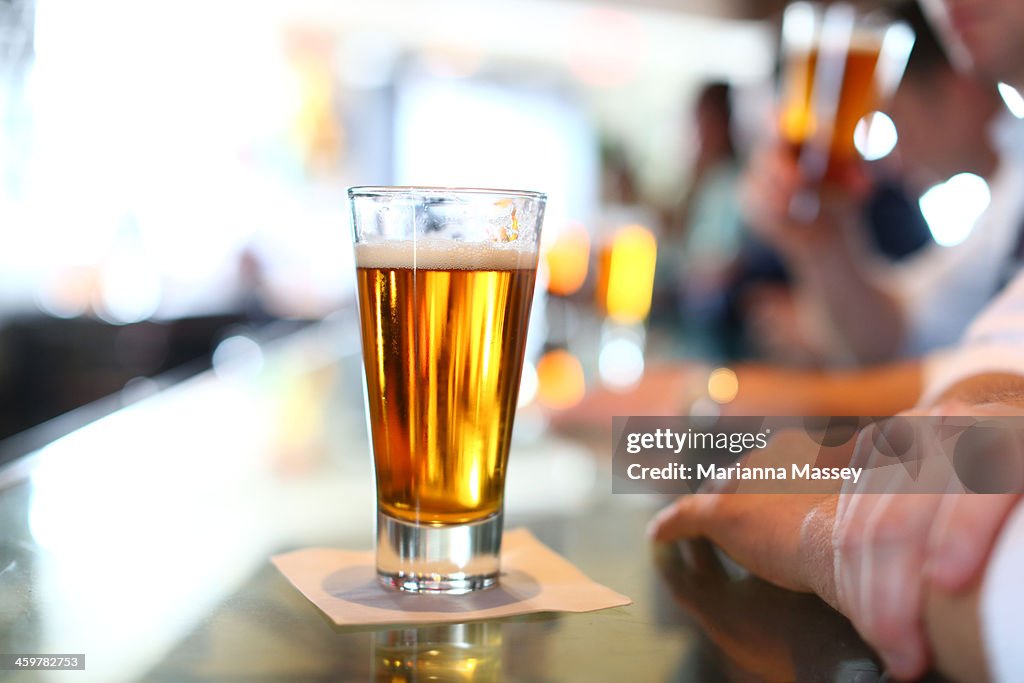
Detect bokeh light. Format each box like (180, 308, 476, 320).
(566, 7, 645, 88)
(919, 173, 991, 248)
(544, 222, 591, 296)
(535, 349, 585, 410)
(212, 335, 265, 379)
(854, 111, 898, 161)
(596, 224, 657, 324)
(707, 367, 739, 404)
(598, 337, 645, 390)
(998, 82, 1024, 119)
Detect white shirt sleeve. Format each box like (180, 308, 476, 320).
(920, 271, 1024, 405)
(982, 502, 1024, 682)
(892, 159, 1024, 356)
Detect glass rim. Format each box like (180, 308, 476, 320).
(347, 185, 547, 201)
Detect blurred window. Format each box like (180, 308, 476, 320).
(394, 71, 597, 232)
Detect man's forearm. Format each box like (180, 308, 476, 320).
(726, 360, 923, 416)
(933, 372, 1024, 409)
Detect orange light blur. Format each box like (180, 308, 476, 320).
(285, 28, 342, 174)
(535, 349, 586, 410)
(544, 223, 591, 296)
(595, 224, 657, 324)
(707, 367, 739, 405)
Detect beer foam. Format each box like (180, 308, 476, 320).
(355, 239, 537, 270)
(849, 30, 885, 52)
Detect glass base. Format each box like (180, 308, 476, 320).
(376, 511, 502, 594)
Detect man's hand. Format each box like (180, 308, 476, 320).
(650, 410, 1024, 681)
(741, 143, 871, 258)
(648, 490, 836, 597)
(829, 418, 952, 678)
(647, 429, 845, 597)
(925, 403, 1024, 592)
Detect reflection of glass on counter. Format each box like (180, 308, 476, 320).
(373, 622, 502, 683)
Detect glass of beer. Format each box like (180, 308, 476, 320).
(779, 1, 914, 211)
(349, 187, 545, 594)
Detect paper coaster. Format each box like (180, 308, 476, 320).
(272, 528, 632, 626)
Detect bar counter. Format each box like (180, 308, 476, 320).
(0, 317, 943, 682)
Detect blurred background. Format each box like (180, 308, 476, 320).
(0, 0, 1012, 450)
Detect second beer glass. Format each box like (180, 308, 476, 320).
(779, 2, 914, 190)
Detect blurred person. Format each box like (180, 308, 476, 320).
(600, 142, 642, 209)
(599, 140, 663, 230)
(596, 142, 660, 265)
(744, 1, 1009, 364)
(654, 82, 745, 355)
(647, 1, 1024, 680)
(674, 82, 745, 292)
(232, 247, 275, 325)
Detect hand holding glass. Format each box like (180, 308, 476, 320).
(779, 2, 914, 218)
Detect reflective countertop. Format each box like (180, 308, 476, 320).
(0, 318, 937, 682)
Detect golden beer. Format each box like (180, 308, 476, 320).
(350, 186, 545, 593)
(778, 1, 913, 193)
(355, 241, 537, 526)
(779, 42, 883, 182)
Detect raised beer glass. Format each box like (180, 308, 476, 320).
(349, 187, 545, 594)
(779, 2, 913, 216)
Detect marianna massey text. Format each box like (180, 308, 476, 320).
(626, 462, 863, 484)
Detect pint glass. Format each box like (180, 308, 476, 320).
(349, 187, 545, 593)
(779, 2, 914, 190)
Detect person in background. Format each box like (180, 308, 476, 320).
(600, 142, 643, 209)
(597, 141, 661, 257)
(743, 1, 1008, 364)
(653, 82, 746, 357)
(675, 82, 745, 297)
(650, 1, 1024, 681)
